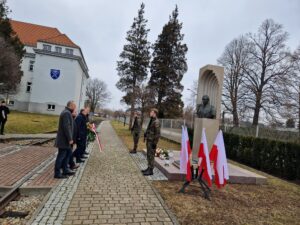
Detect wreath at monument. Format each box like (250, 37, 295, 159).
(155, 148, 169, 159)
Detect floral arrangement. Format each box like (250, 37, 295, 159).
(87, 130, 96, 144)
(155, 148, 169, 160)
(86, 122, 94, 143)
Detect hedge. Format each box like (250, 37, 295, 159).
(223, 133, 300, 180)
(187, 128, 300, 180)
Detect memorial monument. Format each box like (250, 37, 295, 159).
(192, 65, 224, 160)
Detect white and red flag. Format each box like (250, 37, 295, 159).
(209, 130, 229, 188)
(197, 128, 212, 186)
(180, 126, 192, 182)
(91, 123, 103, 152)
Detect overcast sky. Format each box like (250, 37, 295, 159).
(8, 0, 300, 110)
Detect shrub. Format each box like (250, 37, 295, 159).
(223, 133, 300, 180)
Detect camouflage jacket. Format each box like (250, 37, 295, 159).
(131, 117, 142, 133)
(145, 117, 161, 144)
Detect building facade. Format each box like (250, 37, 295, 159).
(1, 20, 89, 115)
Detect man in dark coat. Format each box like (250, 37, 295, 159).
(130, 111, 142, 154)
(142, 108, 161, 176)
(73, 108, 88, 163)
(69, 109, 79, 170)
(54, 101, 76, 179)
(0, 101, 10, 135)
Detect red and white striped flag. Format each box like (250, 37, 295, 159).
(198, 128, 212, 186)
(180, 126, 192, 182)
(91, 123, 103, 152)
(209, 130, 229, 188)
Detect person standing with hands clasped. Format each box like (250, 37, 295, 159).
(54, 101, 77, 179)
(142, 108, 161, 176)
(0, 101, 10, 135)
(130, 111, 142, 154)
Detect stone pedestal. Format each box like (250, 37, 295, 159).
(192, 118, 219, 160)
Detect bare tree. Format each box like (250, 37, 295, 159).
(218, 36, 250, 126)
(243, 19, 292, 125)
(86, 78, 111, 113)
(186, 80, 198, 109)
(0, 36, 23, 100)
(281, 46, 300, 132)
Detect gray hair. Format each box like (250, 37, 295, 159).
(66, 100, 75, 107)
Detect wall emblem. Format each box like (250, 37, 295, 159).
(50, 69, 60, 80)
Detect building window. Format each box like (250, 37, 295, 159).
(47, 104, 55, 111)
(66, 48, 73, 55)
(43, 44, 51, 51)
(26, 82, 32, 93)
(29, 60, 35, 71)
(8, 100, 14, 106)
(55, 46, 62, 53)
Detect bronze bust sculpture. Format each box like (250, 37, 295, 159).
(196, 95, 216, 119)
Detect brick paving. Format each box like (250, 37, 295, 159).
(130, 152, 167, 181)
(0, 146, 56, 186)
(31, 142, 94, 225)
(25, 161, 61, 187)
(62, 121, 177, 225)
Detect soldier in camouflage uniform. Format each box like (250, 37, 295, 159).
(142, 108, 161, 176)
(130, 111, 142, 154)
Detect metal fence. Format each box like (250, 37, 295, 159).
(222, 124, 300, 144)
(116, 116, 300, 144)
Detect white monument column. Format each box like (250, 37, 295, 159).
(192, 65, 224, 160)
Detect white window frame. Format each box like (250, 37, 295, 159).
(43, 44, 51, 51)
(29, 60, 35, 71)
(8, 100, 14, 106)
(47, 104, 55, 111)
(65, 48, 73, 55)
(55, 46, 62, 53)
(26, 82, 32, 93)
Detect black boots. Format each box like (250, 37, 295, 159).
(143, 168, 153, 176)
(130, 149, 137, 154)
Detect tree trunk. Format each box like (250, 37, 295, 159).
(252, 99, 261, 126)
(157, 93, 164, 118)
(232, 108, 239, 127)
(298, 86, 300, 134)
(231, 97, 239, 127)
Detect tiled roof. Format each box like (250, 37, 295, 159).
(10, 20, 78, 48)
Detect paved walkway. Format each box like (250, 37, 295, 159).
(31, 121, 177, 225)
(62, 121, 176, 225)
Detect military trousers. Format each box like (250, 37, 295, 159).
(132, 132, 140, 151)
(146, 141, 156, 169)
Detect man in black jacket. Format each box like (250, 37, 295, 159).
(73, 108, 88, 163)
(0, 101, 10, 135)
(54, 101, 77, 179)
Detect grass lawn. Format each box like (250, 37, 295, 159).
(5, 111, 58, 134)
(111, 120, 180, 151)
(111, 120, 300, 225)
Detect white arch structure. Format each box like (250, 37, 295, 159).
(196, 65, 224, 120)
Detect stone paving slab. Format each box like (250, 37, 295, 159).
(25, 160, 61, 188)
(130, 152, 167, 181)
(0, 146, 56, 187)
(61, 121, 177, 225)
